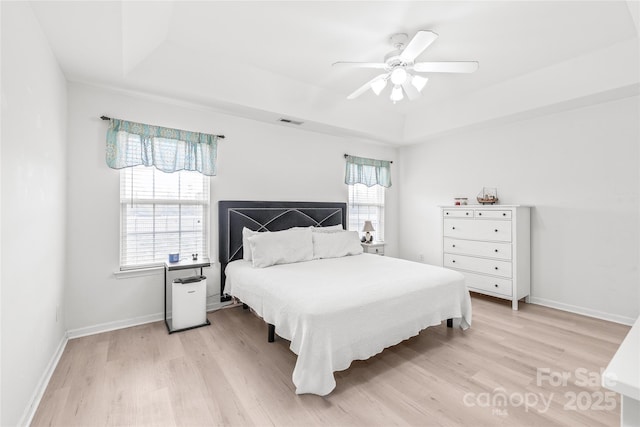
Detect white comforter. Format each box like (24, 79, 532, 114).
(225, 254, 472, 396)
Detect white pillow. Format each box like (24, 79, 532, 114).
(313, 224, 344, 233)
(249, 227, 314, 268)
(242, 226, 318, 261)
(312, 230, 363, 259)
(242, 227, 264, 261)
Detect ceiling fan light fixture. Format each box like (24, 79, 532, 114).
(390, 85, 404, 102)
(411, 75, 428, 92)
(390, 67, 408, 85)
(371, 78, 387, 96)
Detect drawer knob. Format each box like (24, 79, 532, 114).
(494, 284, 498, 288)
(494, 249, 498, 253)
(478, 212, 482, 216)
(494, 229, 498, 232)
(465, 212, 469, 216)
(494, 267, 498, 270)
(446, 212, 449, 215)
(452, 260, 456, 263)
(452, 244, 456, 248)
(502, 213, 506, 216)
(452, 227, 456, 230)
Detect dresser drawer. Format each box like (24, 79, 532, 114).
(443, 219, 512, 242)
(461, 271, 513, 297)
(475, 210, 512, 219)
(443, 238, 512, 260)
(443, 209, 473, 218)
(444, 254, 512, 278)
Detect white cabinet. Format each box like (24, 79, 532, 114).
(441, 205, 531, 310)
(172, 276, 207, 330)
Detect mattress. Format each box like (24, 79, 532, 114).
(225, 253, 472, 395)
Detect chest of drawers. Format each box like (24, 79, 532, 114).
(441, 205, 531, 310)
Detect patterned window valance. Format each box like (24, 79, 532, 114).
(344, 155, 392, 188)
(105, 118, 218, 176)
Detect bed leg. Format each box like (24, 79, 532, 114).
(268, 323, 275, 342)
(447, 318, 453, 328)
(242, 303, 248, 310)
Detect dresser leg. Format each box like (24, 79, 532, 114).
(512, 299, 519, 310)
(446, 318, 453, 328)
(268, 323, 275, 342)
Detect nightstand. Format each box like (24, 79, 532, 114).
(164, 259, 211, 334)
(362, 242, 385, 256)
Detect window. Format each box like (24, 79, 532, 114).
(348, 183, 385, 242)
(120, 165, 209, 270)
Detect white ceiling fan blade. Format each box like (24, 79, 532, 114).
(400, 30, 438, 62)
(401, 79, 420, 101)
(332, 61, 387, 69)
(346, 73, 389, 100)
(413, 61, 479, 73)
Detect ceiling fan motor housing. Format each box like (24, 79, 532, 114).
(386, 33, 411, 71)
(384, 51, 410, 70)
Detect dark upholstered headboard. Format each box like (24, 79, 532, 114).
(218, 200, 347, 300)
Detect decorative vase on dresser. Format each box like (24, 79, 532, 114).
(441, 205, 531, 310)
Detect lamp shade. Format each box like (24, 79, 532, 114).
(371, 78, 387, 96)
(390, 85, 403, 102)
(362, 220, 375, 232)
(411, 75, 428, 92)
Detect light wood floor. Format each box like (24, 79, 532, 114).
(32, 294, 630, 426)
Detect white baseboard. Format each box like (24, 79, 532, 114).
(529, 296, 636, 326)
(67, 312, 165, 339)
(19, 333, 68, 427)
(67, 300, 231, 339)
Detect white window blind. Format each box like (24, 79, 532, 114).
(120, 165, 209, 270)
(348, 183, 385, 242)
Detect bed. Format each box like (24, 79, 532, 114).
(218, 201, 472, 396)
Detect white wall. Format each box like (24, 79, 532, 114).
(65, 82, 398, 333)
(0, 2, 68, 425)
(398, 95, 639, 324)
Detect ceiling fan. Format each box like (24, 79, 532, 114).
(333, 31, 479, 103)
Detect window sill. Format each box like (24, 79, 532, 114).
(113, 266, 164, 279)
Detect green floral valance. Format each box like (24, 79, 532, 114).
(344, 155, 392, 188)
(105, 118, 218, 176)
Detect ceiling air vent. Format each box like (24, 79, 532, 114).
(278, 118, 304, 126)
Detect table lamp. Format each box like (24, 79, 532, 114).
(362, 221, 375, 243)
